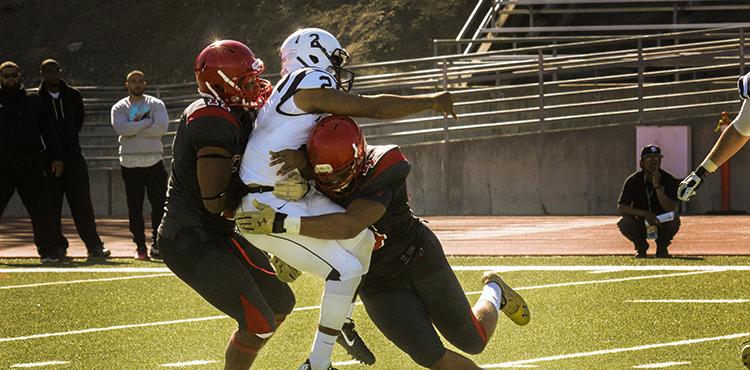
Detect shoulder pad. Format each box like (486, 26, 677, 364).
(739, 71, 750, 100)
(368, 145, 407, 178)
(296, 68, 337, 90)
(184, 98, 238, 128)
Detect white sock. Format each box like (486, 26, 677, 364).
(309, 330, 338, 370)
(345, 302, 355, 324)
(479, 281, 503, 311)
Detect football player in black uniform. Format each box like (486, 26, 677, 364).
(237, 116, 530, 370)
(157, 40, 295, 370)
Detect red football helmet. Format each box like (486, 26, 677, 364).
(307, 115, 367, 195)
(194, 40, 272, 108)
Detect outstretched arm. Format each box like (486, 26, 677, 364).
(679, 101, 750, 201)
(294, 88, 457, 120)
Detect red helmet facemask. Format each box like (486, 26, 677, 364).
(307, 115, 367, 197)
(195, 40, 272, 109)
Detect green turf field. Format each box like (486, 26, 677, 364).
(1, 256, 749, 369)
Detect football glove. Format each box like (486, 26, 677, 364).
(273, 169, 309, 201)
(270, 255, 302, 283)
(678, 166, 709, 201)
(236, 199, 287, 234)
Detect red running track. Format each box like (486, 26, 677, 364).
(1, 216, 749, 258)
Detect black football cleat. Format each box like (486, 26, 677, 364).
(298, 359, 337, 370)
(337, 321, 375, 365)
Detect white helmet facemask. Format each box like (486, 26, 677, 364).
(280, 28, 354, 91)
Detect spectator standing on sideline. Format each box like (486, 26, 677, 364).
(0, 61, 65, 262)
(617, 144, 680, 258)
(38, 59, 110, 259)
(111, 70, 169, 260)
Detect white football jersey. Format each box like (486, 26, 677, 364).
(240, 67, 336, 186)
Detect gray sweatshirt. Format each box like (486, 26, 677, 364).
(110, 94, 169, 167)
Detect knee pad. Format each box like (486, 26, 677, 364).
(239, 295, 276, 339)
(229, 329, 266, 355)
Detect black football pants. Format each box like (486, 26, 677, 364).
(359, 222, 487, 368)
(158, 228, 296, 334)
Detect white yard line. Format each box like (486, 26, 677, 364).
(633, 362, 692, 368)
(2, 265, 750, 274)
(0, 273, 174, 289)
(0, 267, 172, 273)
(0, 316, 227, 343)
(451, 265, 750, 272)
(465, 270, 718, 295)
(0, 271, 714, 343)
(481, 332, 750, 368)
(10, 361, 69, 368)
(160, 360, 220, 367)
(627, 299, 750, 304)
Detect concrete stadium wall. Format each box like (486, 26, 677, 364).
(4, 121, 750, 217)
(401, 120, 750, 215)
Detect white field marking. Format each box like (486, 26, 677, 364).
(332, 360, 362, 367)
(0, 302, 341, 343)
(450, 265, 750, 272)
(0, 267, 171, 273)
(627, 299, 750, 304)
(0, 273, 174, 290)
(481, 332, 750, 368)
(0, 270, 709, 343)
(465, 270, 719, 295)
(633, 362, 691, 368)
(438, 219, 613, 239)
(10, 361, 69, 367)
(0, 315, 226, 343)
(2, 265, 749, 273)
(160, 360, 220, 367)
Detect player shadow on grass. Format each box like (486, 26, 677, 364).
(642, 255, 705, 261)
(0, 258, 136, 268)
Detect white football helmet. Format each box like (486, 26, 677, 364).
(280, 28, 354, 91)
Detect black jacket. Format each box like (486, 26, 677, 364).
(0, 85, 61, 167)
(38, 80, 84, 159)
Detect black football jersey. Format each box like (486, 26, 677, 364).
(159, 97, 254, 240)
(321, 145, 420, 248)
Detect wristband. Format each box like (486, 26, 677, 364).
(272, 213, 287, 233)
(283, 216, 301, 235)
(699, 158, 718, 173)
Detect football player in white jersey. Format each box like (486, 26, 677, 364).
(236, 28, 455, 370)
(679, 71, 750, 201)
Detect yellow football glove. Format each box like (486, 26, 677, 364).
(270, 255, 302, 283)
(236, 199, 277, 234)
(273, 169, 309, 201)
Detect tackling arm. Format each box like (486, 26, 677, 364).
(236, 198, 385, 239)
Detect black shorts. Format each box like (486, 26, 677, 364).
(157, 228, 295, 335)
(359, 223, 487, 368)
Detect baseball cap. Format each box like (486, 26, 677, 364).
(640, 144, 662, 158)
